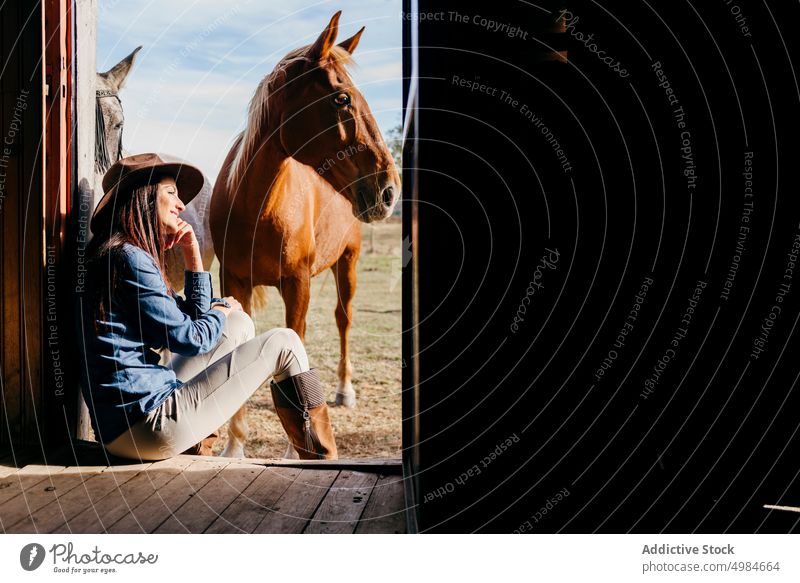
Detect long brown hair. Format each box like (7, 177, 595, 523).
(85, 181, 173, 333)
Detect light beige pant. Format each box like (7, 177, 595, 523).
(105, 310, 310, 461)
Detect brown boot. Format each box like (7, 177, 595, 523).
(180, 428, 221, 456)
(270, 368, 338, 460)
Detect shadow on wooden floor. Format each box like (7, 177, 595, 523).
(0, 441, 407, 534)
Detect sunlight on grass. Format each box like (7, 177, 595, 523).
(209, 220, 402, 458)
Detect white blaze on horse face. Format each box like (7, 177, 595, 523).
(290, 56, 398, 222)
(305, 14, 400, 221)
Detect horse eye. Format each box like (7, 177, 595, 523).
(333, 93, 351, 107)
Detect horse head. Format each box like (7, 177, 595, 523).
(270, 11, 400, 222)
(95, 46, 141, 174)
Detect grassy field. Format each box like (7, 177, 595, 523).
(209, 219, 402, 459)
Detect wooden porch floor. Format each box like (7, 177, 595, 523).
(0, 442, 406, 534)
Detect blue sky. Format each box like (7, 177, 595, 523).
(97, 0, 402, 183)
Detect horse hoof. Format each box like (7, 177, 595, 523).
(334, 392, 357, 408)
(220, 444, 246, 458)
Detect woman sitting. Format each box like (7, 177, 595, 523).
(78, 153, 337, 461)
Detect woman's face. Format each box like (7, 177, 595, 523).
(156, 176, 184, 234)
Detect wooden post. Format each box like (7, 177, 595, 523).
(73, 0, 97, 440)
(41, 0, 75, 445)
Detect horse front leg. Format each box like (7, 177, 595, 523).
(219, 270, 255, 458)
(220, 409, 249, 458)
(332, 248, 358, 408)
(279, 275, 311, 340)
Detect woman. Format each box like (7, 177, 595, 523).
(79, 153, 337, 461)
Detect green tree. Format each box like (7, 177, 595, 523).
(384, 120, 403, 217)
(386, 121, 402, 171)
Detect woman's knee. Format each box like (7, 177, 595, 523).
(224, 309, 255, 344)
(274, 327, 304, 350)
(270, 327, 309, 376)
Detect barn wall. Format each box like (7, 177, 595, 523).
(0, 1, 45, 449)
(0, 0, 74, 449)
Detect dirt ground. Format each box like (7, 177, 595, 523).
(208, 219, 402, 459)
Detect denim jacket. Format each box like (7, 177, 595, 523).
(78, 243, 227, 444)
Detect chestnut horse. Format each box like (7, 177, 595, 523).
(210, 11, 400, 457)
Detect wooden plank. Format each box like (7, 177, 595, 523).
(7, 463, 150, 533)
(0, 465, 67, 507)
(106, 459, 230, 533)
(354, 474, 407, 534)
(205, 467, 302, 534)
(189, 456, 402, 474)
(0, 465, 107, 531)
(154, 462, 265, 534)
(251, 469, 339, 534)
(304, 471, 379, 534)
(0, 466, 18, 480)
(54, 457, 193, 533)
(764, 504, 800, 514)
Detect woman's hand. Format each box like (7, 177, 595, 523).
(166, 217, 198, 251)
(166, 218, 204, 271)
(211, 296, 243, 317)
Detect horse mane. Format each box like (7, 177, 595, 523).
(225, 45, 355, 194)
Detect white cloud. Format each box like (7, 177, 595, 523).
(98, 0, 402, 187)
(123, 117, 240, 185)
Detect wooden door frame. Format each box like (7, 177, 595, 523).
(40, 0, 76, 446)
(401, 0, 420, 534)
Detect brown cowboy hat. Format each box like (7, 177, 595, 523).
(91, 153, 204, 234)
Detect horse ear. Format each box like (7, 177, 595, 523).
(101, 45, 142, 91)
(309, 11, 341, 61)
(337, 26, 364, 55)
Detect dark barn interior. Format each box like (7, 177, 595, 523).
(405, 0, 800, 532)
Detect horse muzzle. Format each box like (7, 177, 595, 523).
(355, 181, 399, 223)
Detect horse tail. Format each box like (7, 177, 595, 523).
(251, 284, 269, 313)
